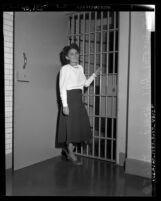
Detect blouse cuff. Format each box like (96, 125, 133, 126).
(93, 73, 97, 78)
(62, 101, 68, 107)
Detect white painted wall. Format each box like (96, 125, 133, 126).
(3, 12, 13, 169)
(4, 12, 13, 156)
(117, 12, 151, 164)
(127, 12, 151, 162)
(13, 12, 67, 170)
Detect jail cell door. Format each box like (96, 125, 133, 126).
(67, 12, 119, 162)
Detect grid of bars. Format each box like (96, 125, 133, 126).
(67, 12, 119, 162)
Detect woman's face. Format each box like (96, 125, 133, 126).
(66, 48, 79, 65)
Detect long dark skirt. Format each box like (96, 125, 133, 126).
(57, 89, 92, 145)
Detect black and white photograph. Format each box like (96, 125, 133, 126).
(0, 3, 156, 197)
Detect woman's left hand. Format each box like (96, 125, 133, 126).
(63, 106, 69, 116)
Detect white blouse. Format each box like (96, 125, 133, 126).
(59, 64, 96, 107)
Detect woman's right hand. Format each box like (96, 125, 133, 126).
(63, 106, 69, 116)
(94, 67, 102, 76)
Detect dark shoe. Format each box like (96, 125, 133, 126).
(61, 148, 69, 160)
(73, 146, 76, 152)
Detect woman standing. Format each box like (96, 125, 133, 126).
(57, 43, 101, 165)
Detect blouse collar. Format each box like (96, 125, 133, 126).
(69, 64, 79, 68)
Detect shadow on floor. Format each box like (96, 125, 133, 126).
(6, 156, 152, 196)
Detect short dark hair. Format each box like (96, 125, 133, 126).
(59, 43, 80, 65)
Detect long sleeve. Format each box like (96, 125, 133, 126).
(80, 66, 96, 87)
(59, 67, 68, 107)
(84, 73, 97, 87)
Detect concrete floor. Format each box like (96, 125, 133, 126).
(6, 156, 152, 196)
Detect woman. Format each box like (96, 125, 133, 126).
(57, 43, 101, 165)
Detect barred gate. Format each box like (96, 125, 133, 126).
(67, 12, 119, 162)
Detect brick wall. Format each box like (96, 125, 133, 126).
(3, 12, 13, 155)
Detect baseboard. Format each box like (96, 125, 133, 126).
(6, 153, 12, 169)
(125, 157, 151, 179)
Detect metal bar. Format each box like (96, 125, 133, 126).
(111, 12, 116, 160)
(87, 12, 91, 156)
(84, 50, 118, 54)
(85, 14, 89, 156)
(69, 14, 72, 44)
(74, 14, 76, 42)
(67, 28, 119, 36)
(106, 12, 109, 77)
(113, 75, 117, 118)
(115, 11, 119, 163)
(98, 11, 103, 158)
(67, 15, 69, 45)
(105, 11, 110, 159)
(76, 152, 116, 162)
(87, 18, 90, 118)
(92, 11, 97, 157)
(81, 12, 86, 155)
(79, 51, 119, 56)
(87, 56, 90, 116)
(71, 15, 73, 44)
(111, 118, 114, 160)
(113, 13, 116, 74)
(68, 15, 72, 45)
(98, 116, 101, 157)
(88, 114, 117, 118)
(83, 12, 89, 155)
(105, 109, 107, 159)
(84, 94, 117, 97)
(78, 13, 80, 47)
(73, 14, 75, 39)
(88, 12, 91, 77)
(83, 12, 85, 72)
(75, 13, 78, 154)
(94, 136, 116, 140)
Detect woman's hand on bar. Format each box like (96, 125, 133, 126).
(94, 67, 102, 76)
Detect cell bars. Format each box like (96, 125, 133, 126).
(67, 12, 119, 162)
